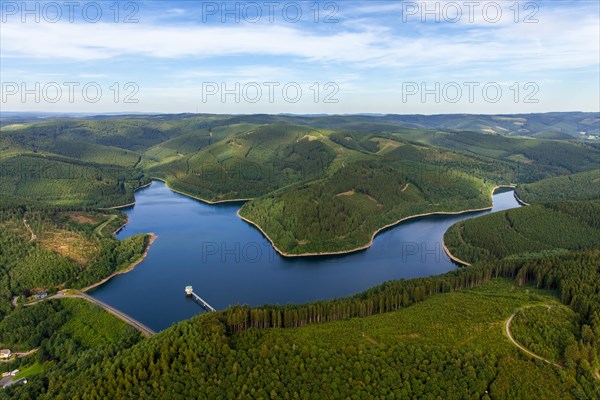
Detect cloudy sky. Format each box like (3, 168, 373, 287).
(1, 0, 599, 114)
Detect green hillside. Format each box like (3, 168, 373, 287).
(381, 112, 600, 140)
(0, 154, 148, 207)
(515, 169, 600, 203)
(3, 114, 599, 210)
(1, 116, 230, 152)
(1, 113, 599, 398)
(240, 157, 495, 254)
(444, 200, 600, 264)
(2, 114, 599, 256)
(3, 251, 599, 399)
(151, 124, 340, 201)
(0, 207, 150, 317)
(0, 297, 141, 388)
(393, 130, 600, 182)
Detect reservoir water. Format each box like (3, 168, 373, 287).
(90, 181, 521, 331)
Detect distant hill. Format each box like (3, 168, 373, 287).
(2, 113, 599, 250)
(3, 112, 599, 140)
(380, 112, 600, 140)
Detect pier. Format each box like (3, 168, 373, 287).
(185, 286, 216, 312)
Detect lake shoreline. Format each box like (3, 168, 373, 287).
(237, 185, 517, 258)
(100, 180, 154, 210)
(442, 185, 531, 267)
(513, 191, 531, 206)
(82, 233, 157, 293)
(441, 239, 472, 267)
(151, 177, 254, 204)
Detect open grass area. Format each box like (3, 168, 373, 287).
(13, 362, 44, 380)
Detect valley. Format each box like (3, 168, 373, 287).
(0, 113, 598, 398)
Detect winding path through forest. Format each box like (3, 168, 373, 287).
(22, 218, 36, 242)
(504, 304, 600, 381)
(504, 305, 562, 369)
(94, 214, 117, 236)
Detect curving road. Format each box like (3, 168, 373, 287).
(72, 291, 156, 337)
(22, 290, 155, 337)
(504, 305, 562, 369)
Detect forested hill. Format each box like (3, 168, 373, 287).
(1, 113, 599, 398)
(444, 200, 600, 264)
(515, 169, 600, 204)
(3, 250, 599, 399)
(2, 114, 599, 209)
(3, 111, 598, 139)
(4, 114, 598, 253)
(0, 208, 150, 317)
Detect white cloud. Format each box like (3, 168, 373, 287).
(2, 6, 597, 76)
(1, 1, 597, 113)
(0, 22, 387, 63)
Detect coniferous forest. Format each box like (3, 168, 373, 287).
(3, 0, 600, 395)
(0, 114, 599, 399)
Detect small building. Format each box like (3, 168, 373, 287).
(33, 291, 48, 301)
(185, 286, 193, 296)
(0, 350, 11, 360)
(3, 378, 27, 388)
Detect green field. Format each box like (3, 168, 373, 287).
(13, 362, 44, 380)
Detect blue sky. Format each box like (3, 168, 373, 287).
(1, 0, 599, 114)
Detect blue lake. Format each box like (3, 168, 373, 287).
(90, 181, 520, 331)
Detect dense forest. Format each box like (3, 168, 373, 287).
(393, 129, 600, 182)
(0, 297, 141, 395)
(2, 251, 598, 399)
(240, 157, 495, 254)
(1, 113, 599, 398)
(515, 169, 600, 203)
(152, 124, 338, 201)
(2, 114, 599, 252)
(0, 207, 150, 317)
(444, 200, 600, 263)
(511, 305, 580, 363)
